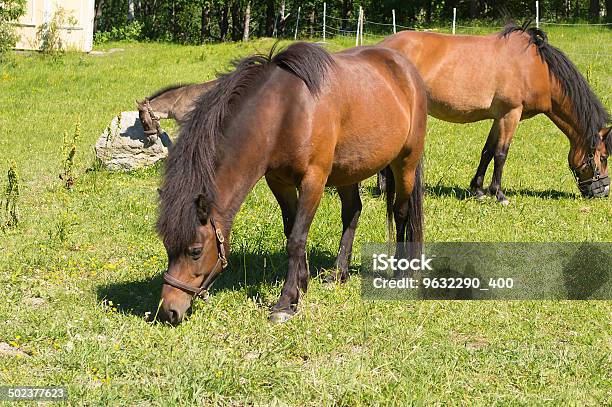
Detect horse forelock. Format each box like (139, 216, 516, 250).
(500, 22, 610, 152)
(157, 43, 334, 254)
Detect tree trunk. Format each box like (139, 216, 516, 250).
(341, 0, 351, 30)
(128, 0, 134, 22)
(201, 4, 210, 42)
(93, 0, 105, 33)
(231, 0, 242, 41)
(278, 0, 288, 36)
(607, 0, 612, 22)
(266, 0, 275, 36)
(243, 1, 251, 41)
(589, 0, 600, 21)
(574, 0, 581, 18)
(309, 8, 315, 37)
(220, 4, 229, 41)
(425, 0, 432, 23)
(470, 0, 478, 19)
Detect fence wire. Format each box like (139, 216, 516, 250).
(294, 8, 611, 63)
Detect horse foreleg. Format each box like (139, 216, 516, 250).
(270, 168, 327, 324)
(488, 108, 521, 205)
(324, 183, 361, 283)
(265, 175, 298, 239)
(470, 121, 499, 199)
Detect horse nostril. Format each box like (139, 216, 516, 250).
(163, 306, 183, 325)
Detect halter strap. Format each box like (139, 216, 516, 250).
(571, 153, 600, 185)
(162, 217, 228, 298)
(144, 103, 162, 137)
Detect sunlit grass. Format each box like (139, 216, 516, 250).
(0, 28, 610, 405)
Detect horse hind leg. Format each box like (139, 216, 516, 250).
(386, 156, 424, 280)
(324, 183, 362, 284)
(487, 107, 521, 205)
(470, 121, 499, 199)
(389, 155, 424, 259)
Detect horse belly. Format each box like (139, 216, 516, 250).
(428, 98, 495, 123)
(326, 129, 407, 187)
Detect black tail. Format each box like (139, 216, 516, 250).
(407, 159, 424, 244)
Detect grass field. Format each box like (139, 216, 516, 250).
(0, 26, 610, 405)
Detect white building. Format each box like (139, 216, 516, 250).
(13, 0, 95, 52)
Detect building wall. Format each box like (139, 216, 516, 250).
(13, 0, 95, 52)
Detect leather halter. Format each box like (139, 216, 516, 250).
(162, 218, 228, 298)
(571, 152, 610, 197)
(143, 104, 161, 137)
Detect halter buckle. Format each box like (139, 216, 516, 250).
(215, 228, 225, 243)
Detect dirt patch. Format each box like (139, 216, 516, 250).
(22, 296, 46, 307)
(0, 342, 29, 357)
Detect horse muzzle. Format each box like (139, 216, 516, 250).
(578, 174, 610, 198)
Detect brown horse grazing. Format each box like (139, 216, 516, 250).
(379, 22, 610, 201)
(156, 42, 427, 325)
(137, 82, 216, 142)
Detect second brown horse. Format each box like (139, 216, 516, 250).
(380, 23, 610, 201)
(156, 43, 427, 324)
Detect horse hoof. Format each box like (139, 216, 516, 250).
(499, 198, 510, 206)
(269, 311, 294, 324)
(472, 189, 486, 200)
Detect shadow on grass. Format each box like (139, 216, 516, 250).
(426, 183, 576, 200)
(96, 247, 341, 318)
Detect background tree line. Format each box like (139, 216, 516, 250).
(95, 0, 611, 43)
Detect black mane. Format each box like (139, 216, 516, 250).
(147, 83, 191, 101)
(157, 42, 334, 254)
(501, 22, 610, 152)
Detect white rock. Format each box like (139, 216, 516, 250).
(95, 111, 171, 171)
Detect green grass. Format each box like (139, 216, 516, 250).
(0, 26, 610, 405)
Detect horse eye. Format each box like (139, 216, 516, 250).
(187, 247, 203, 259)
(601, 155, 608, 163)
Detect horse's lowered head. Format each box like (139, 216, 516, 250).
(136, 99, 161, 143)
(158, 193, 228, 325)
(569, 126, 610, 198)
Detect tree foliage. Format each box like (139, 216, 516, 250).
(0, 0, 27, 55)
(93, 0, 610, 44)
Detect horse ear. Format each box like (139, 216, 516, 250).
(195, 193, 209, 225)
(600, 127, 611, 140)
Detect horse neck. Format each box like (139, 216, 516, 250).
(149, 89, 183, 118)
(210, 132, 270, 237)
(547, 81, 587, 156)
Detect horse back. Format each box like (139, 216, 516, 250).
(380, 30, 552, 121)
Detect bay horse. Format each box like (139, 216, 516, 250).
(156, 42, 427, 324)
(136, 81, 216, 142)
(379, 22, 610, 202)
